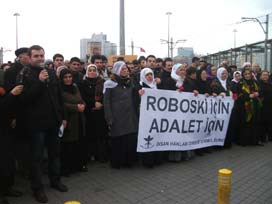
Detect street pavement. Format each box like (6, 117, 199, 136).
(9, 143, 272, 204)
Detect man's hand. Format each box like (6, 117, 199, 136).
(62, 120, 67, 129)
(11, 85, 24, 96)
(39, 69, 49, 82)
(77, 104, 85, 112)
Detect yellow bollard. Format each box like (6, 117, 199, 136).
(218, 169, 232, 204)
(64, 201, 81, 204)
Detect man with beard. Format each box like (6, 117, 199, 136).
(18, 45, 68, 203)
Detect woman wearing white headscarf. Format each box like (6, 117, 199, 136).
(210, 67, 232, 148)
(211, 67, 231, 97)
(139, 68, 157, 89)
(138, 68, 164, 168)
(103, 61, 139, 169)
(79, 64, 108, 163)
(171, 63, 186, 89)
(231, 71, 241, 93)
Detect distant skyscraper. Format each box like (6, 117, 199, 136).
(80, 33, 117, 60)
(177, 47, 194, 57)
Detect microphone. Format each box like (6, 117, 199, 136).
(40, 62, 50, 83)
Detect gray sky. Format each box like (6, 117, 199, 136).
(0, 0, 272, 62)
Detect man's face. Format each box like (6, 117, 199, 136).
(164, 61, 173, 71)
(94, 59, 103, 69)
(200, 62, 206, 68)
(54, 57, 64, 68)
(102, 61, 107, 69)
(30, 49, 45, 67)
(195, 60, 200, 66)
(127, 64, 134, 73)
(146, 57, 156, 68)
(140, 60, 146, 69)
(18, 53, 30, 65)
(70, 61, 81, 72)
(156, 61, 163, 67)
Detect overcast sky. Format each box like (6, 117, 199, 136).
(0, 0, 272, 62)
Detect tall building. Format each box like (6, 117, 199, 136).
(80, 33, 117, 61)
(177, 47, 194, 58)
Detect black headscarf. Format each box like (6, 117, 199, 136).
(196, 69, 211, 94)
(60, 69, 76, 94)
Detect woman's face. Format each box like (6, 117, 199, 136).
(260, 71, 269, 82)
(176, 67, 186, 77)
(87, 67, 97, 78)
(234, 73, 241, 82)
(201, 70, 207, 81)
(63, 73, 73, 85)
(243, 70, 251, 80)
(221, 70, 228, 80)
(145, 73, 154, 82)
(211, 66, 217, 76)
(120, 65, 129, 77)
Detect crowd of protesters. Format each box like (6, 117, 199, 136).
(0, 45, 271, 203)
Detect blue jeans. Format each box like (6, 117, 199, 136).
(30, 128, 60, 191)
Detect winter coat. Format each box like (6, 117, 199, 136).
(103, 75, 138, 137)
(18, 65, 64, 131)
(62, 85, 86, 142)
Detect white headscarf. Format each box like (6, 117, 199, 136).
(140, 68, 157, 89)
(242, 62, 251, 69)
(103, 79, 118, 94)
(85, 64, 98, 79)
(113, 61, 126, 76)
(171, 63, 185, 87)
(103, 61, 127, 93)
(232, 71, 241, 83)
(217, 67, 228, 90)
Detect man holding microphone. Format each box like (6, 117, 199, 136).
(18, 45, 68, 203)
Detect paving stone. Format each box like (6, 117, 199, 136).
(8, 143, 272, 204)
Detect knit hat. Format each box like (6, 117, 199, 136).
(15, 47, 28, 57)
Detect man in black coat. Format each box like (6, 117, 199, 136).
(18, 45, 68, 203)
(0, 71, 23, 204)
(4, 47, 31, 180)
(4, 47, 29, 91)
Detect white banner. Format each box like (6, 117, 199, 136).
(137, 89, 234, 152)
